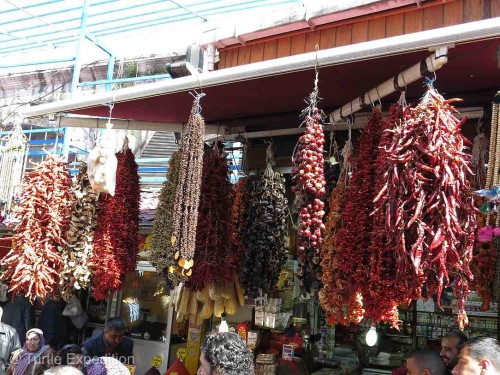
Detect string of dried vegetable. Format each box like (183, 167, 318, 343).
(151, 152, 184, 289)
(373, 86, 476, 329)
(92, 144, 140, 300)
(328, 108, 383, 324)
(242, 144, 288, 298)
(171, 95, 205, 276)
(230, 177, 249, 277)
(60, 163, 100, 300)
(291, 88, 326, 293)
(186, 145, 234, 291)
(1, 155, 74, 302)
(366, 102, 409, 328)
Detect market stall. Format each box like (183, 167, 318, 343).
(1, 10, 499, 375)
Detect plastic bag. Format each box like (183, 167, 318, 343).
(63, 295, 84, 317)
(88, 128, 118, 196)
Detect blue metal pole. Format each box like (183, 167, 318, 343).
(106, 54, 115, 91)
(65, 0, 90, 161)
(78, 73, 171, 87)
(0, 58, 75, 69)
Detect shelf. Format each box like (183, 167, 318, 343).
(384, 334, 411, 338)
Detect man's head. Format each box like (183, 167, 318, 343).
(407, 349, 446, 375)
(103, 317, 127, 349)
(452, 337, 500, 375)
(441, 331, 468, 370)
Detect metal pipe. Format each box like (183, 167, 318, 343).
(206, 44, 216, 72)
(21, 17, 500, 119)
(78, 74, 172, 87)
(0, 128, 62, 136)
(330, 47, 448, 124)
(0, 58, 75, 69)
(106, 54, 116, 91)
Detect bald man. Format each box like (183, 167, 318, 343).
(407, 350, 446, 375)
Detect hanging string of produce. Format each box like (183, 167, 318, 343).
(230, 177, 249, 277)
(151, 151, 184, 289)
(1, 154, 74, 302)
(59, 163, 100, 300)
(319, 126, 365, 325)
(487, 91, 500, 301)
(0, 119, 28, 223)
(171, 93, 206, 277)
(291, 67, 326, 293)
(91, 140, 140, 300)
(186, 144, 235, 291)
(325, 107, 383, 325)
(242, 143, 288, 298)
(374, 84, 477, 329)
(366, 96, 409, 328)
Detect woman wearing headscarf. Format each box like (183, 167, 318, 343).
(197, 332, 254, 375)
(6, 328, 55, 375)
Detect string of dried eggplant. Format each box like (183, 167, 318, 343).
(60, 163, 100, 300)
(242, 144, 288, 298)
(171, 95, 205, 275)
(1, 155, 74, 302)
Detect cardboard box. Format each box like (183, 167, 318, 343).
(255, 310, 265, 327)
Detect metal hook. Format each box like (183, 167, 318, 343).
(366, 91, 374, 108)
(400, 71, 408, 91)
(375, 86, 382, 108)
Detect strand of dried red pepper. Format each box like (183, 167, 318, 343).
(374, 86, 477, 329)
(365, 103, 416, 328)
(331, 108, 383, 323)
(185, 147, 235, 291)
(319, 174, 365, 325)
(91, 146, 140, 300)
(230, 177, 249, 278)
(151, 152, 184, 289)
(1, 155, 74, 302)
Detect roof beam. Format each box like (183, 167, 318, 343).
(54, 115, 226, 134)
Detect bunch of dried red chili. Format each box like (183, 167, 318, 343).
(230, 177, 249, 277)
(92, 147, 140, 300)
(1, 155, 74, 302)
(292, 93, 326, 292)
(185, 146, 235, 291)
(374, 87, 477, 329)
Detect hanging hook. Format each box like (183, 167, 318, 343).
(375, 86, 382, 108)
(366, 91, 374, 109)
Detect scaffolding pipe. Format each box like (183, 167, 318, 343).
(78, 73, 171, 87)
(0, 57, 74, 69)
(329, 46, 449, 124)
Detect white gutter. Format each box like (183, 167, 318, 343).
(22, 17, 500, 119)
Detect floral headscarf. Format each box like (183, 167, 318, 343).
(14, 328, 50, 375)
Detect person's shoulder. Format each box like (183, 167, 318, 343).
(122, 336, 134, 346)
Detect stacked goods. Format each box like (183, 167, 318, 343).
(373, 87, 476, 329)
(173, 277, 245, 324)
(291, 91, 326, 292)
(92, 146, 140, 300)
(171, 96, 205, 277)
(242, 145, 288, 298)
(186, 146, 234, 291)
(1, 155, 74, 301)
(151, 152, 183, 289)
(60, 163, 100, 299)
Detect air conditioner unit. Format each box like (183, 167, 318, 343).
(166, 44, 204, 78)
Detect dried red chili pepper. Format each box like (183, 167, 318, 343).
(1, 155, 74, 302)
(186, 146, 235, 291)
(374, 87, 477, 329)
(92, 146, 140, 300)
